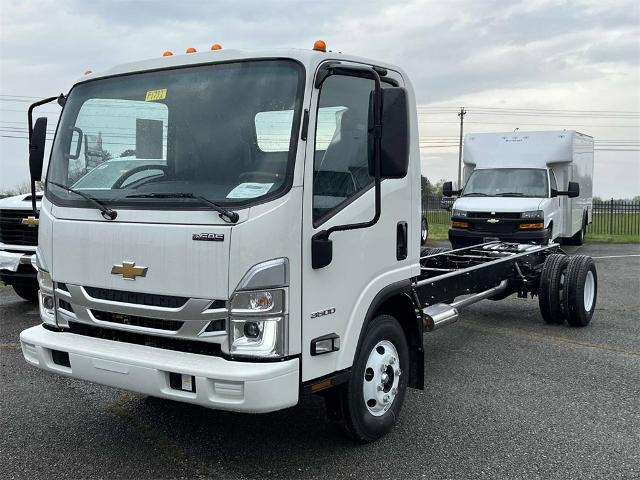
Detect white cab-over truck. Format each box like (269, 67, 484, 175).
(0, 192, 42, 301)
(20, 45, 598, 442)
(443, 131, 594, 249)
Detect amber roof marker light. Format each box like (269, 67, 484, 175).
(211, 43, 223, 50)
(163, 51, 173, 57)
(186, 47, 197, 53)
(84, 69, 92, 75)
(313, 40, 327, 52)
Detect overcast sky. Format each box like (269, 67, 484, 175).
(1, 0, 638, 197)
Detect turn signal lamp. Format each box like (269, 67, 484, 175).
(519, 222, 545, 230)
(211, 43, 222, 50)
(186, 47, 197, 53)
(313, 39, 327, 52)
(451, 221, 469, 229)
(163, 51, 173, 57)
(84, 69, 92, 75)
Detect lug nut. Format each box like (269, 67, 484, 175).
(381, 373, 389, 383)
(383, 394, 390, 403)
(389, 357, 396, 365)
(377, 384, 383, 391)
(395, 369, 401, 376)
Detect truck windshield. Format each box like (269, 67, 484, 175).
(462, 168, 548, 198)
(47, 60, 304, 209)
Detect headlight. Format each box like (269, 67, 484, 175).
(521, 210, 543, 219)
(452, 209, 467, 218)
(229, 259, 289, 359)
(37, 268, 56, 326)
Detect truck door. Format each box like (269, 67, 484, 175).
(300, 66, 415, 383)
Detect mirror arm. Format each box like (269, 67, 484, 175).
(311, 68, 383, 269)
(27, 95, 62, 212)
(326, 68, 382, 237)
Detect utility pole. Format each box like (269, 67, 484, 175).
(457, 107, 466, 189)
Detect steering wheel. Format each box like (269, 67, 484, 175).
(237, 171, 282, 183)
(112, 164, 169, 189)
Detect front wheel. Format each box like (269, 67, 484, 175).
(420, 217, 428, 246)
(12, 284, 39, 303)
(326, 314, 409, 442)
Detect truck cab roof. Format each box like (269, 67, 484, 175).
(76, 48, 407, 85)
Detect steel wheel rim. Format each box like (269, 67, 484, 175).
(362, 340, 401, 417)
(584, 270, 595, 311)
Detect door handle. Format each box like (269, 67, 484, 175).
(396, 221, 408, 260)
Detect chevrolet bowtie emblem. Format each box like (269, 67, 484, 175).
(111, 261, 148, 280)
(21, 216, 39, 227)
(487, 218, 500, 223)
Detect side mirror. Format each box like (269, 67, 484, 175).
(29, 117, 47, 182)
(567, 181, 580, 198)
(557, 181, 580, 198)
(442, 181, 461, 197)
(368, 87, 409, 179)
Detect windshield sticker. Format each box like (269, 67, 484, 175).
(145, 89, 167, 101)
(226, 183, 274, 199)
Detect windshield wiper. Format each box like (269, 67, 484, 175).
(461, 192, 490, 197)
(126, 192, 239, 223)
(47, 181, 117, 220)
(495, 192, 526, 197)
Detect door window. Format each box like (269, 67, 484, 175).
(312, 75, 374, 224)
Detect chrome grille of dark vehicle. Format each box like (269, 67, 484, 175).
(84, 286, 189, 308)
(0, 209, 38, 246)
(91, 310, 184, 331)
(467, 212, 520, 219)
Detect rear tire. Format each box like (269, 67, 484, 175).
(538, 254, 569, 324)
(326, 314, 409, 442)
(563, 255, 597, 327)
(12, 284, 39, 303)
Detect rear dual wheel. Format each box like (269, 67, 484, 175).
(538, 254, 597, 327)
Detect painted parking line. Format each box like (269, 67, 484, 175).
(591, 255, 640, 259)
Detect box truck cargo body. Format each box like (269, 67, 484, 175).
(445, 131, 593, 248)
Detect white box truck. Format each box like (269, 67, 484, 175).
(443, 131, 594, 248)
(19, 45, 598, 442)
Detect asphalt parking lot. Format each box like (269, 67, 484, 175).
(1, 242, 639, 479)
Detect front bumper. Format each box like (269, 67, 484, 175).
(20, 325, 299, 413)
(0, 251, 37, 286)
(449, 227, 549, 247)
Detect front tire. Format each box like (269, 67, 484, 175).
(12, 284, 39, 303)
(327, 314, 409, 442)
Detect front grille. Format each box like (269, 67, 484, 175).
(467, 212, 520, 219)
(91, 310, 184, 331)
(64, 321, 223, 356)
(470, 222, 519, 233)
(84, 286, 189, 308)
(0, 209, 39, 246)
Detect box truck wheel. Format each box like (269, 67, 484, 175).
(538, 254, 569, 324)
(563, 255, 597, 327)
(12, 284, 39, 303)
(420, 217, 428, 246)
(326, 314, 409, 442)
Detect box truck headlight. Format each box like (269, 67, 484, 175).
(520, 210, 543, 219)
(37, 268, 56, 326)
(452, 209, 467, 218)
(229, 259, 289, 358)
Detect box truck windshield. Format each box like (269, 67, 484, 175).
(46, 59, 304, 209)
(462, 168, 548, 198)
